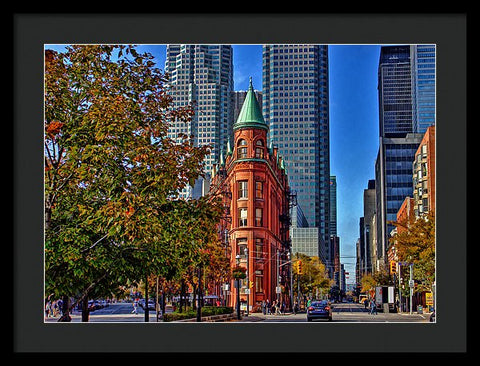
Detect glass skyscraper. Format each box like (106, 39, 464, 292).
(262, 44, 330, 267)
(411, 45, 436, 134)
(378, 45, 413, 138)
(375, 45, 435, 263)
(165, 45, 234, 197)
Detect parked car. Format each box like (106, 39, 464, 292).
(146, 300, 156, 311)
(307, 300, 332, 322)
(139, 299, 156, 311)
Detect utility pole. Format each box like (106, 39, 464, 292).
(398, 263, 402, 313)
(409, 264, 413, 314)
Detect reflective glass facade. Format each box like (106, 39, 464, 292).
(411, 45, 436, 133)
(378, 46, 413, 137)
(375, 45, 435, 262)
(262, 45, 330, 265)
(165, 45, 234, 198)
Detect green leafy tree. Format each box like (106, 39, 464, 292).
(44, 45, 212, 321)
(293, 253, 332, 300)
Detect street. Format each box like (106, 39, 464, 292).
(45, 301, 431, 323)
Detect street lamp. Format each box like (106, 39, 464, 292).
(288, 251, 293, 313)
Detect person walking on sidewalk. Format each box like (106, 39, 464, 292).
(369, 298, 377, 315)
(132, 299, 138, 314)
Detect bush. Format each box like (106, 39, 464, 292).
(162, 306, 234, 322)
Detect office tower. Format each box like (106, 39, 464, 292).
(362, 180, 376, 275)
(375, 45, 434, 264)
(378, 45, 413, 138)
(165, 45, 234, 197)
(376, 134, 423, 262)
(329, 176, 337, 237)
(411, 45, 436, 134)
(262, 44, 330, 266)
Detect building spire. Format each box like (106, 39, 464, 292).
(233, 77, 268, 132)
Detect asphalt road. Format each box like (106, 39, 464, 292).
(45, 301, 431, 323)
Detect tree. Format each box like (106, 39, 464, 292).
(360, 274, 376, 297)
(293, 254, 332, 300)
(389, 212, 435, 293)
(44, 45, 213, 321)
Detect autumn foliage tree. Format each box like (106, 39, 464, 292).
(44, 45, 222, 321)
(389, 212, 435, 293)
(293, 254, 332, 300)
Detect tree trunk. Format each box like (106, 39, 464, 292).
(196, 266, 203, 322)
(161, 289, 166, 315)
(192, 283, 197, 311)
(81, 296, 89, 322)
(58, 295, 71, 322)
(144, 275, 149, 322)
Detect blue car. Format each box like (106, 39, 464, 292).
(307, 300, 332, 322)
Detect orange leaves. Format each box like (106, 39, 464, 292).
(45, 120, 64, 140)
(125, 205, 135, 218)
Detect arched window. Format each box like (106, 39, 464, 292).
(237, 139, 248, 159)
(255, 139, 264, 159)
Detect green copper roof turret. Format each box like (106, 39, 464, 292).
(233, 77, 268, 132)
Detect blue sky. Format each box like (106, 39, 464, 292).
(45, 44, 382, 283)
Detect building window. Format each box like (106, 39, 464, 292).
(255, 238, 264, 259)
(255, 208, 263, 227)
(255, 270, 264, 293)
(255, 139, 264, 158)
(237, 139, 247, 159)
(239, 208, 248, 227)
(238, 180, 248, 199)
(255, 181, 263, 199)
(237, 238, 247, 257)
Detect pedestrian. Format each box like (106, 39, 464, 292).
(46, 301, 53, 317)
(281, 301, 286, 315)
(266, 299, 271, 315)
(57, 298, 63, 316)
(261, 301, 266, 315)
(132, 299, 138, 314)
(369, 299, 377, 315)
(271, 300, 276, 315)
(364, 298, 368, 309)
(44, 300, 50, 318)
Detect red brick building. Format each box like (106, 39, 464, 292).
(211, 79, 292, 313)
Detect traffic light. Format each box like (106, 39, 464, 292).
(298, 260, 303, 275)
(390, 261, 397, 274)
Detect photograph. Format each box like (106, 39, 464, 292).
(43, 43, 436, 325)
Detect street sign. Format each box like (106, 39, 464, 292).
(426, 292, 434, 306)
(409, 280, 414, 288)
